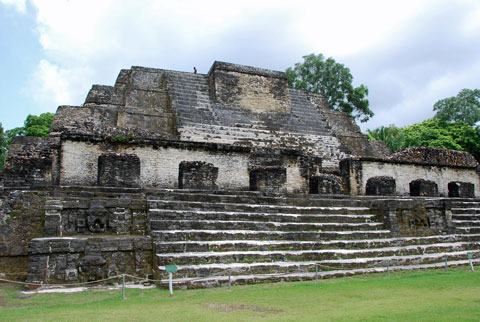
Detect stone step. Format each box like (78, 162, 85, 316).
(151, 229, 392, 242)
(154, 234, 480, 253)
(148, 209, 376, 223)
(157, 250, 480, 279)
(148, 200, 372, 215)
(451, 208, 480, 214)
(456, 227, 480, 234)
(156, 258, 480, 289)
(150, 219, 384, 232)
(179, 123, 332, 142)
(155, 243, 478, 266)
(452, 214, 480, 220)
(147, 191, 372, 207)
(452, 220, 480, 227)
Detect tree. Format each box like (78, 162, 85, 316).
(401, 119, 463, 151)
(367, 125, 405, 153)
(286, 53, 374, 122)
(366, 119, 480, 161)
(5, 112, 55, 144)
(1, 112, 55, 171)
(433, 88, 480, 125)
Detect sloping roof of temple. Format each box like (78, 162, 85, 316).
(50, 61, 390, 169)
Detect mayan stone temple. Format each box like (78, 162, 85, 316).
(1, 61, 480, 288)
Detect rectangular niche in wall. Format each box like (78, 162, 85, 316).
(178, 161, 218, 190)
(249, 167, 287, 193)
(309, 174, 342, 195)
(97, 153, 140, 187)
(448, 181, 475, 198)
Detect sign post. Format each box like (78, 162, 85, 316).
(468, 252, 474, 272)
(166, 265, 178, 296)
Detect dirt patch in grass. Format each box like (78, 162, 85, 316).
(204, 303, 284, 314)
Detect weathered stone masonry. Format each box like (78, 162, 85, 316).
(1, 61, 480, 286)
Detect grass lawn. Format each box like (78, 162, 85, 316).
(1, 267, 479, 321)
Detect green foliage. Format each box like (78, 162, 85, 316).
(23, 113, 55, 137)
(286, 53, 374, 122)
(0, 123, 7, 170)
(112, 135, 128, 143)
(368, 119, 480, 161)
(402, 119, 480, 158)
(5, 127, 24, 145)
(433, 88, 480, 125)
(367, 125, 405, 153)
(5, 113, 55, 142)
(1, 113, 55, 171)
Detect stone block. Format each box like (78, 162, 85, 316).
(209, 62, 291, 113)
(28, 240, 51, 255)
(310, 174, 343, 194)
(44, 214, 61, 237)
(65, 268, 78, 281)
(249, 167, 287, 193)
(3, 136, 57, 188)
(409, 179, 438, 197)
(448, 181, 475, 198)
(365, 176, 396, 196)
(309, 174, 342, 194)
(97, 153, 140, 188)
(178, 161, 218, 190)
(85, 85, 125, 106)
(86, 201, 109, 233)
(70, 239, 87, 252)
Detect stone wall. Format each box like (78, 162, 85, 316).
(3, 137, 60, 188)
(0, 190, 47, 280)
(45, 61, 388, 173)
(59, 140, 309, 193)
(390, 147, 478, 167)
(371, 198, 453, 236)
(341, 158, 480, 197)
(178, 161, 218, 190)
(306, 92, 390, 161)
(98, 153, 141, 187)
(42, 194, 147, 238)
(27, 236, 152, 283)
(208, 61, 291, 113)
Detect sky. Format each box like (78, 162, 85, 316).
(1, 0, 479, 132)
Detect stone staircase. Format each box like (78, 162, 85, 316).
(452, 200, 480, 234)
(149, 191, 480, 289)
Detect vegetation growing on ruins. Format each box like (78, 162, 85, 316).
(286, 53, 374, 122)
(368, 119, 480, 158)
(0, 269, 478, 321)
(368, 88, 480, 161)
(6, 112, 55, 140)
(0, 112, 54, 170)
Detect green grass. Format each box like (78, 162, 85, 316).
(1, 268, 480, 321)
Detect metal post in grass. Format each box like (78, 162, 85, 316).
(445, 256, 448, 271)
(315, 264, 319, 284)
(387, 260, 390, 277)
(169, 272, 173, 296)
(166, 265, 177, 297)
(468, 252, 474, 272)
(122, 274, 126, 300)
(228, 270, 231, 291)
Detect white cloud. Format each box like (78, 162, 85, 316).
(27, 59, 93, 111)
(17, 0, 480, 131)
(0, 0, 26, 13)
